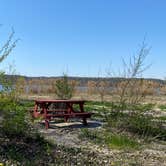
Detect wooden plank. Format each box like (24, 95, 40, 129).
(35, 99, 86, 104)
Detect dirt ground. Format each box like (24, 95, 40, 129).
(23, 94, 166, 165)
(37, 120, 166, 166)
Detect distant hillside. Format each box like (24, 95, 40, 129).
(2, 75, 165, 86)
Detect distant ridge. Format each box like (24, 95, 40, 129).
(2, 75, 166, 86)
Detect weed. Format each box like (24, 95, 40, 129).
(158, 104, 166, 111)
(79, 128, 102, 144)
(105, 134, 139, 149)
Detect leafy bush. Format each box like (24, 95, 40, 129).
(0, 99, 32, 137)
(0, 132, 54, 165)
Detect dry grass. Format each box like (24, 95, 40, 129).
(21, 93, 166, 105)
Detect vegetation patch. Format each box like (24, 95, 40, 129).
(106, 110, 166, 141)
(105, 134, 139, 149)
(158, 104, 166, 111)
(79, 128, 139, 150)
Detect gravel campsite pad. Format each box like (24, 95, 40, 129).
(37, 120, 166, 166)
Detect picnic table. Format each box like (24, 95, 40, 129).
(33, 99, 93, 129)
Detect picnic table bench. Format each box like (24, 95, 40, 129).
(33, 99, 93, 129)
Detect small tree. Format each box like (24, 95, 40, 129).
(108, 41, 151, 110)
(0, 29, 32, 137)
(55, 74, 75, 99)
(0, 29, 18, 100)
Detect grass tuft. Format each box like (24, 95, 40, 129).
(80, 128, 139, 150)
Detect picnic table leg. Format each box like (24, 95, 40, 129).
(45, 119, 49, 129)
(79, 102, 84, 112)
(64, 116, 68, 122)
(82, 117, 87, 125)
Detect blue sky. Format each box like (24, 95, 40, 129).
(0, 0, 166, 78)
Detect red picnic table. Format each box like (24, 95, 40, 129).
(33, 99, 93, 129)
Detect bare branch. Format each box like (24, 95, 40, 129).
(0, 28, 18, 63)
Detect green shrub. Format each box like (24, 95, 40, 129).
(126, 113, 166, 140)
(55, 74, 75, 99)
(106, 108, 166, 141)
(1, 100, 32, 137)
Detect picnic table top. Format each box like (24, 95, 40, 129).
(35, 99, 87, 104)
